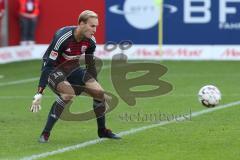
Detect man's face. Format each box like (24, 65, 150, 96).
(80, 17, 98, 39)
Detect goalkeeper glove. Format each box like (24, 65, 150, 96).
(30, 93, 43, 112)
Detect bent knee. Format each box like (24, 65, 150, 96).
(94, 89, 105, 100)
(61, 94, 75, 101)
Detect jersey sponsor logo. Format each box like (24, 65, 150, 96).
(49, 51, 58, 60)
(62, 53, 81, 60)
(81, 45, 87, 53)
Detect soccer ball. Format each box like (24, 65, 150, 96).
(198, 85, 221, 107)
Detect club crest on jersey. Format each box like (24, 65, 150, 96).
(49, 51, 58, 60)
(81, 45, 87, 53)
(65, 48, 71, 52)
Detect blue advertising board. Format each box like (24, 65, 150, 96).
(105, 0, 159, 44)
(106, 0, 240, 44)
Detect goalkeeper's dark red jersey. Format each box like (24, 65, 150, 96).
(39, 26, 97, 90)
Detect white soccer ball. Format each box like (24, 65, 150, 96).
(198, 85, 221, 107)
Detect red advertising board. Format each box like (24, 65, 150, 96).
(8, 0, 105, 45)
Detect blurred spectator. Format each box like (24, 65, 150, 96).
(0, 0, 4, 21)
(0, 0, 4, 46)
(19, 0, 40, 45)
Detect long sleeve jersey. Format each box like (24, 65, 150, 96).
(38, 26, 97, 90)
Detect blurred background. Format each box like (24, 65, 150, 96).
(1, 0, 240, 63)
(1, 1, 240, 159)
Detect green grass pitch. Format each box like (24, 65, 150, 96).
(0, 60, 240, 160)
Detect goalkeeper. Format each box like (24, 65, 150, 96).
(30, 10, 120, 143)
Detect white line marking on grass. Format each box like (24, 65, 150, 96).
(20, 100, 240, 160)
(0, 95, 96, 99)
(0, 96, 56, 99)
(0, 65, 111, 87)
(0, 77, 39, 87)
(1, 94, 239, 99)
(167, 73, 240, 77)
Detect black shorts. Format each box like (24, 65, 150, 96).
(48, 67, 93, 95)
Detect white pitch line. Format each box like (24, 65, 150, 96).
(1, 94, 240, 99)
(20, 100, 240, 160)
(0, 77, 39, 87)
(0, 96, 56, 99)
(0, 65, 111, 87)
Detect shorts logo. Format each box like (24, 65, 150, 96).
(49, 51, 58, 60)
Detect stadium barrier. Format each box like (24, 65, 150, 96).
(0, 45, 240, 64)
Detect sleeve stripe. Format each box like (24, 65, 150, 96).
(91, 36, 96, 43)
(54, 30, 72, 50)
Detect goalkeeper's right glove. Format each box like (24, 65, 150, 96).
(30, 93, 43, 112)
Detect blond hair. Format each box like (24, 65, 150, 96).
(78, 10, 98, 24)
